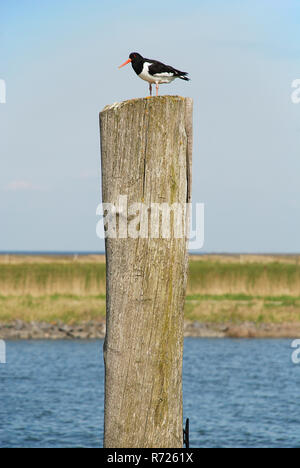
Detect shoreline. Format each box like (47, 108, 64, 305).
(1, 320, 300, 340)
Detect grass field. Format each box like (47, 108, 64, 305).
(0, 293, 300, 325)
(1, 254, 300, 324)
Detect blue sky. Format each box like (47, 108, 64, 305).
(0, 0, 300, 252)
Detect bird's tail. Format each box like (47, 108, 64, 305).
(178, 75, 190, 81)
(175, 70, 190, 81)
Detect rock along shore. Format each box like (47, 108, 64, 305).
(1, 320, 300, 340)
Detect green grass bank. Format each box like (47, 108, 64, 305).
(1, 255, 300, 325)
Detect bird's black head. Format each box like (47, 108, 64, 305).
(118, 52, 144, 71)
(129, 52, 144, 62)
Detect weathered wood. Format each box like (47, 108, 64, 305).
(100, 95, 193, 448)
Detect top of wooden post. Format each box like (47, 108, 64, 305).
(100, 95, 192, 115)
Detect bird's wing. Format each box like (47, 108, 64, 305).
(147, 60, 189, 78)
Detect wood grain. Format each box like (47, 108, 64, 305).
(100, 96, 193, 448)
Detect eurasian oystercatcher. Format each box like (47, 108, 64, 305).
(119, 52, 190, 96)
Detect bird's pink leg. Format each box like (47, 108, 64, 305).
(149, 83, 152, 96)
(156, 83, 159, 96)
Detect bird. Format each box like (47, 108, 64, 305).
(118, 52, 190, 97)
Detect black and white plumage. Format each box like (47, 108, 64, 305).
(119, 52, 190, 96)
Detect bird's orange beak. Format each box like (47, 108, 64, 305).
(118, 58, 132, 69)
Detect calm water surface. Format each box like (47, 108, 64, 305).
(0, 338, 299, 448)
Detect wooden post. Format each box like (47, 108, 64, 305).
(99, 96, 193, 448)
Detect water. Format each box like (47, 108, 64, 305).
(183, 338, 300, 448)
(0, 338, 299, 448)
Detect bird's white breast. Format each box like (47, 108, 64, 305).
(138, 62, 175, 84)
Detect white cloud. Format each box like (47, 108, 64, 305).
(3, 181, 45, 192)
